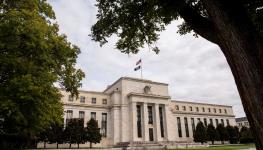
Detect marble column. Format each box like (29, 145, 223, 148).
(130, 102, 137, 141)
(154, 104, 161, 141)
(142, 103, 149, 141)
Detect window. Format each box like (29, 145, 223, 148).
(102, 99, 107, 105)
(214, 108, 217, 113)
(204, 118, 207, 127)
(190, 106, 193, 111)
(221, 119, 224, 126)
(148, 106, 153, 124)
(208, 108, 211, 112)
(184, 117, 189, 137)
(137, 105, 142, 137)
(175, 105, 179, 110)
(202, 107, 205, 112)
(159, 107, 164, 138)
(92, 98, 96, 104)
(66, 110, 73, 119)
(101, 113, 107, 137)
(177, 117, 182, 137)
(91, 112, 96, 120)
(68, 95, 73, 101)
(216, 119, 219, 126)
(226, 119, 230, 126)
(210, 118, 213, 126)
(191, 118, 195, 134)
(183, 106, 186, 111)
(79, 111, 85, 118)
(219, 109, 222, 113)
(196, 107, 199, 112)
(224, 109, 227, 114)
(80, 96, 85, 103)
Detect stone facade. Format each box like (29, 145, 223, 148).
(236, 117, 250, 129)
(39, 77, 236, 148)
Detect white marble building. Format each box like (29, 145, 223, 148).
(59, 77, 236, 148)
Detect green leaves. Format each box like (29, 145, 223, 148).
(0, 0, 84, 148)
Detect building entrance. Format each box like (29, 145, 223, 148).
(149, 128, 154, 141)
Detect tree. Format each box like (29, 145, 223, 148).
(234, 126, 240, 142)
(240, 126, 254, 144)
(194, 122, 207, 144)
(90, 0, 263, 148)
(226, 125, 238, 144)
(206, 124, 219, 145)
(46, 122, 64, 149)
(0, 0, 84, 148)
(85, 118, 102, 148)
(216, 124, 228, 144)
(64, 118, 86, 149)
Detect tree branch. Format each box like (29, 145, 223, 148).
(166, 0, 219, 44)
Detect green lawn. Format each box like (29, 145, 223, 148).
(173, 144, 255, 150)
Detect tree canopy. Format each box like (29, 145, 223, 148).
(194, 122, 207, 144)
(91, 0, 262, 54)
(85, 118, 102, 148)
(0, 0, 84, 148)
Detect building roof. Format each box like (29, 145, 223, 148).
(104, 76, 168, 92)
(235, 117, 248, 122)
(171, 100, 232, 107)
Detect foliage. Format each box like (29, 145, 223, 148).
(64, 118, 86, 148)
(0, 0, 84, 148)
(216, 124, 228, 144)
(206, 124, 219, 145)
(226, 125, 238, 144)
(85, 118, 102, 148)
(91, 0, 263, 54)
(240, 126, 254, 144)
(194, 122, 207, 144)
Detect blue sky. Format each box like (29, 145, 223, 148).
(49, 0, 245, 117)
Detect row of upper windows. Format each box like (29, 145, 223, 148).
(67, 95, 107, 105)
(174, 105, 228, 114)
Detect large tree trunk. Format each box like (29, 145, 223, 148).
(202, 0, 263, 149)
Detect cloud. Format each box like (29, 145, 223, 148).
(48, 0, 245, 117)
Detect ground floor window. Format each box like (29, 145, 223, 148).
(101, 113, 107, 137)
(184, 117, 189, 137)
(137, 105, 142, 137)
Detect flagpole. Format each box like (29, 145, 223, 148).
(140, 58, 143, 79)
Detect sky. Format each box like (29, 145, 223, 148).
(49, 0, 245, 118)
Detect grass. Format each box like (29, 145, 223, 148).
(173, 144, 255, 150)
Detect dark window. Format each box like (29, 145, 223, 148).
(216, 119, 219, 126)
(210, 118, 213, 126)
(184, 117, 189, 137)
(102, 99, 107, 104)
(208, 108, 211, 112)
(101, 113, 107, 137)
(221, 119, 224, 126)
(191, 118, 195, 134)
(80, 96, 85, 103)
(66, 110, 73, 119)
(224, 109, 227, 114)
(190, 106, 193, 111)
(68, 95, 73, 101)
(91, 112, 96, 120)
(159, 107, 164, 138)
(177, 117, 182, 137)
(204, 118, 207, 127)
(175, 105, 179, 110)
(137, 105, 142, 137)
(196, 107, 199, 112)
(92, 98, 96, 104)
(197, 118, 201, 122)
(79, 111, 85, 118)
(183, 106, 186, 111)
(219, 109, 222, 113)
(149, 128, 154, 141)
(202, 107, 205, 112)
(214, 108, 217, 113)
(226, 119, 230, 126)
(148, 106, 153, 124)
